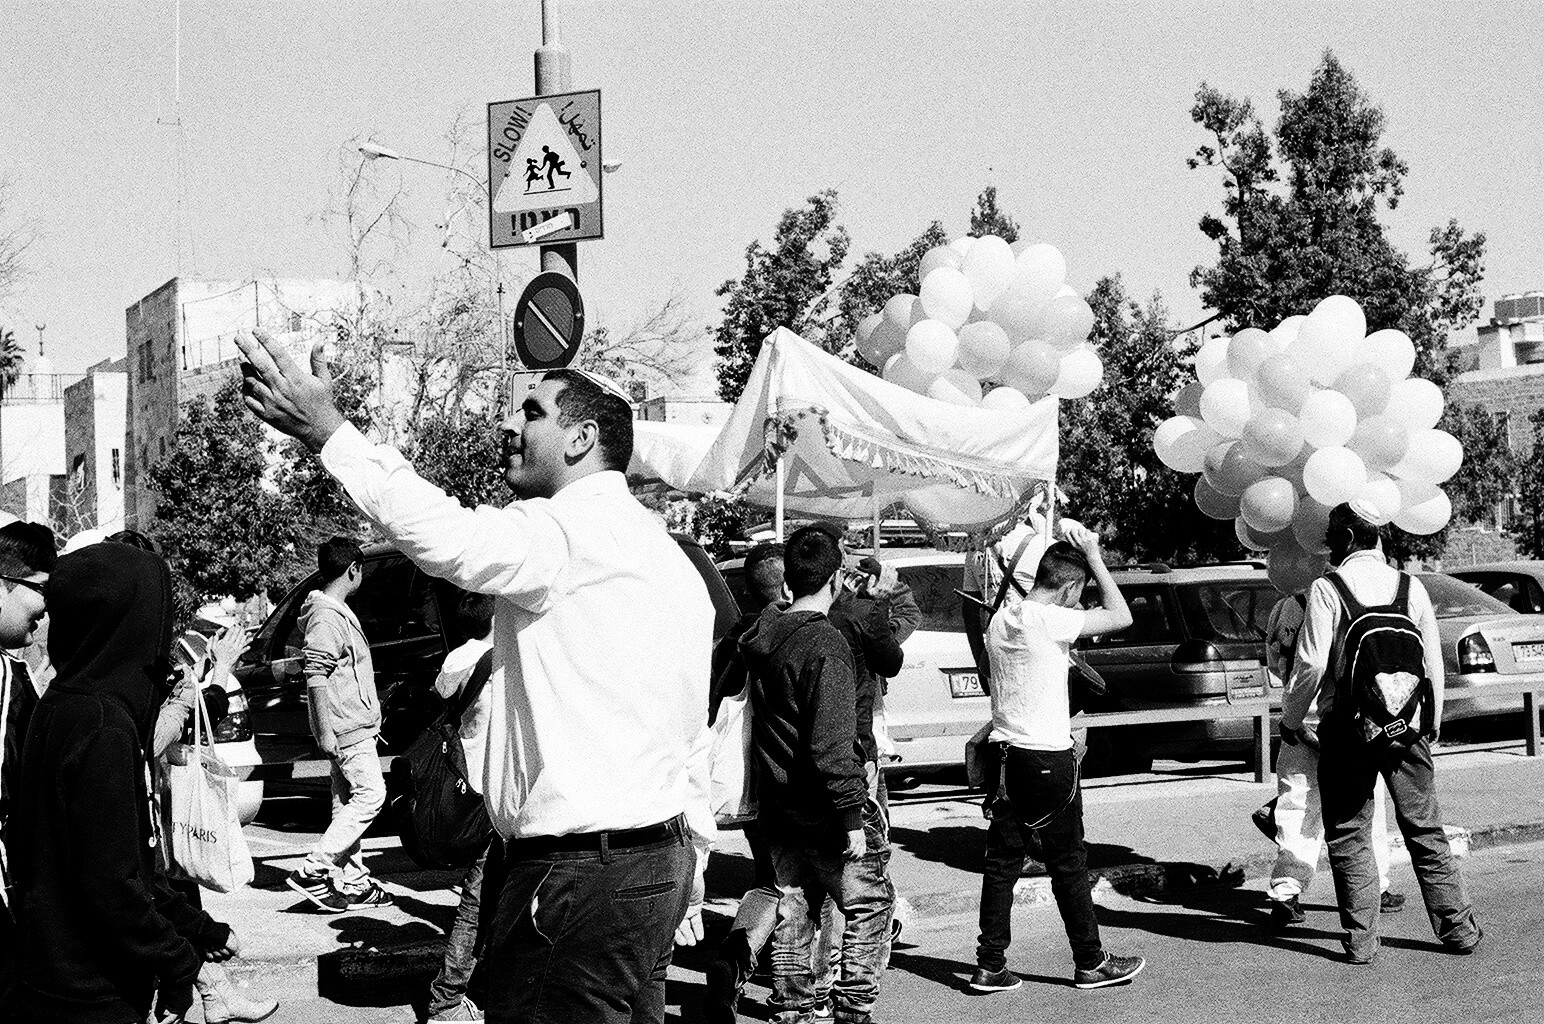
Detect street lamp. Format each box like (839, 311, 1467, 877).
(358, 142, 507, 377)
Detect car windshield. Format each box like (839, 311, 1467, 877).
(894, 563, 967, 633)
(1419, 573, 1515, 618)
(1176, 582, 1279, 642)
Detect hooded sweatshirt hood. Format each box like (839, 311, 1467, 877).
(45, 542, 175, 741)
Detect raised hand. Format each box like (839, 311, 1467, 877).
(235, 330, 346, 451)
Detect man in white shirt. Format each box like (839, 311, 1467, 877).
(1282, 502, 1481, 964)
(236, 333, 716, 1024)
(972, 526, 1145, 992)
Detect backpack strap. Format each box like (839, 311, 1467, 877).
(1392, 571, 1412, 611)
(1324, 572, 1365, 620)
(446, 649, 495, 728)
(991, 531, 1038, 612)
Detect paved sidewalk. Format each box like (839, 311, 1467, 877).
(204, 740, 1544, 1012)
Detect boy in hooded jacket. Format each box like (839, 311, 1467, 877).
(2, 541, 239, 1024)
(741, 526, 893, 1024)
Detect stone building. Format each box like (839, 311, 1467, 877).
(59, 358, 128, 534)
(1449, 292, 1544, 452)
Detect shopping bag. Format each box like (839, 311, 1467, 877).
(710, 688, 756, 826)
(154, 684, 253, 893)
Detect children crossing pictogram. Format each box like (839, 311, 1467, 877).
(491, 101, 598, 214)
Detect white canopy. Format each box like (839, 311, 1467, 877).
(630, 328, 1058, 541)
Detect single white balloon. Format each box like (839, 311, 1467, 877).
(918, 267, 974, 329)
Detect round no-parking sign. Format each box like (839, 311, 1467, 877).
(512, 272, 585, 370)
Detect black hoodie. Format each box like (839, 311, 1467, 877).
(740, 605, 866, 836)
(4, 543, 228, 1024)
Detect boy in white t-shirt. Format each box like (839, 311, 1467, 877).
(972, 527, 1146, 993)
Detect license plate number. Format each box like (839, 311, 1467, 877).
(1226, 668, 1267, 703)
(1515, 642, 1544, 663)
(945, 670, 984, 699)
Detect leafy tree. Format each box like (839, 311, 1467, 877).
(0, 180, 34, 307)
(1188, 52, 1485, 386)
(0, 326, 20, 394)
(1059, 276, 1235, 563)
(969, 185, 1021, 242)
(713, 190, 851, 402)
(275, 359, 376, 545)
(409, 410, 507, 509)
(149, 380, 304, 602)
(1515, 410, 1544, 559)
(1440, 405, 1515, 528)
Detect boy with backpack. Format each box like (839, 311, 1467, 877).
(1281, 501, 1481, 964)
(1258, 581, 1404, 928)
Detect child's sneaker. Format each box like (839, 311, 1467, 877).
(285, 870, 348, 913)
(1073, 953, 1145, 989)
(428, 996, 484, 1023)
(343, 882, 394, 910)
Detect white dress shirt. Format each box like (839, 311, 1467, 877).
(321, 423, 717, 841)
(1281, 549, 1445, 733)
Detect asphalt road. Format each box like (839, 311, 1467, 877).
(233, 838, 1544, 1024)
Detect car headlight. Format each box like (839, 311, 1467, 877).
(1458, 634, 1496, 673)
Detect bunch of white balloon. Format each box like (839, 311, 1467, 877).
(852, 235, 1104, 411)
(1151, 295, 1462, 594)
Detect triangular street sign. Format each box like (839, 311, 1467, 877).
(492, 102, 599, 213)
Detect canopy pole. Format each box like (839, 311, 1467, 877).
(871, 506, 881, 553)
(774, 455, 786, 541)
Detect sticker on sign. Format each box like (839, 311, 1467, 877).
(521, 211, 574, 244)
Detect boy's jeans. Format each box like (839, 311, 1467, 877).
(302, 736, 385, 893)
(765, 800, 894, 1024)
(427, 843, 489, 1017)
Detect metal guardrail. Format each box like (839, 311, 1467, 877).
(246, 679, 1544, 788)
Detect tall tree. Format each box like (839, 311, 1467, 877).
(149, 380, 305, 601)
(1515, 410, 1544, 559)
(1188, 52, 1485, 385)
(408, 410, 507, 510)
(969, 185, 1021, 242)
(713, 190, 850, 402)
(1059, 276, 1235, 563)
(1441, 405, 1515, 529)
(0, 326, 20, 396)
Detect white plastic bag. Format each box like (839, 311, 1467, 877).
(709, 689, 756, 826)
(155, 688, 253, 893)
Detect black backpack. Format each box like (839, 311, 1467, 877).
(1325, 572, 1433, 748)
(389, 650, 494, 869)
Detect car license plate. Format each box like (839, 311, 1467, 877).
(1514, 642, 1544, 663)
(945, 669, 984, 699)
(1226, 668, 1267, 703)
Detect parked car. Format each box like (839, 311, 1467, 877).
(1418, 572, 1544, 720)
(171, 620, 264, 825)
(1448, 562, 1544, 615)
(1077, 562, 1279, 765)
(236, 535, 740, 778)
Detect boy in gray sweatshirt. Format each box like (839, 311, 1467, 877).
(286, 537, 391, 912)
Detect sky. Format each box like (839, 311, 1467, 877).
(4, 1, 1544, 383)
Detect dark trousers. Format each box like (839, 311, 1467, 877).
(977, 746, 1103, 972)
(480, 818, 694, 1024)
(765, 801, 894, 1024)
(1319, 733, 1479, 960)
(429, 842, 489, 1016)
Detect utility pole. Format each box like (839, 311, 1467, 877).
(535, 0, 577, 281)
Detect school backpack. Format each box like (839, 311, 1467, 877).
(1325, 572, 1433, 748)
(389, 649, 494, 869)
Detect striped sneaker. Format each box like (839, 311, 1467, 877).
(343, 882, 394, 910)
(285, 870, 348, 913)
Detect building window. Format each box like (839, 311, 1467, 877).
(112, 448, 121, 485)
(158, 437, 166, 460)
(290, 312, 304, 333)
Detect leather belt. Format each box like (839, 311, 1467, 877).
(505, 815, 684, 859)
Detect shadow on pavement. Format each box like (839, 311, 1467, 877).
(887, 822, 1164, 877)
(1095, 885, 1347, 963)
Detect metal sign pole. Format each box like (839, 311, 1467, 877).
(535, 0, 577, 280)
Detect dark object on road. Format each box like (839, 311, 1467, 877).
(317, 939, 444, 1007)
